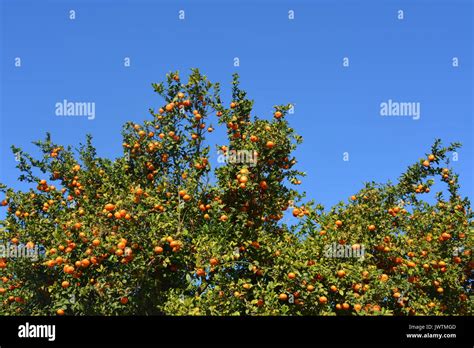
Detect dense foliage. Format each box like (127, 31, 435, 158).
(0, 70, 472, 316)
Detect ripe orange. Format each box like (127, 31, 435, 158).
(288, 272, 296, 280)
(210, 258, 219, 266)
(120, 297, 129, 304)
(57, 309, 65, 316)
(380, 274, 389, 282)
(330, 285, 338, 292)
(342, 303, 350, 310)
(219, 215, 229, 222)
(154, 246, 163, 254)
(368, 224, 376, 231)
(422, 160, 430, 167)
(92, 239, 100, 247)
(61, 281, 70, 288)
(428, 154, 435, 161)
(238, 175, 248, 184)
(170, 241, 180, 249)
(354, 304, 362, 311)
(279, 293, 288, 301)
(336, 270, 346, 278)
(319, 296, 328, 304)
(266, 141, 275, 149)
(274, 111, 282, 119)
(307, 285, 315, 292)
(335, 220, 343, 227)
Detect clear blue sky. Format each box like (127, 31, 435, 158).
(1, 0, 472, 210)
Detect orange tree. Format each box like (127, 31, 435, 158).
(0, 69, 472, 316)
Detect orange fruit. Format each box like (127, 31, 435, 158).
(57, 309, 65, 316)
(335, 220, 343, 227)
(154, 246, 163, 254)
(61, 281, 70, 288)
(288, 272, 296, 279)
(319, 296, 328, 304)
(266, 141, 275, 149)
(279, 293, 288, 301)
(183, 194, 191, 202)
